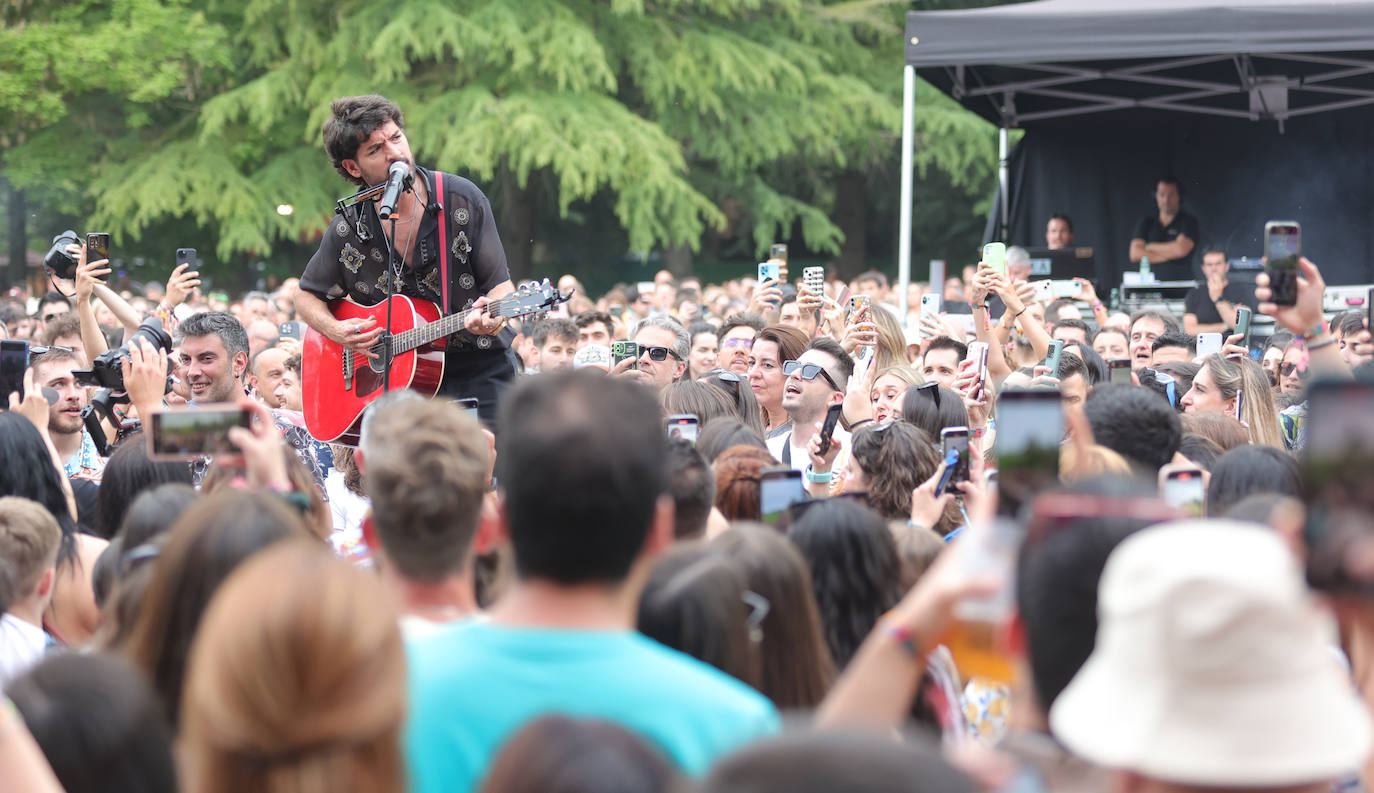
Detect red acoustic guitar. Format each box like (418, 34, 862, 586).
(302, 280, 569, 445)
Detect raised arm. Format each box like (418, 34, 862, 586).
(1256, 257, 1351, 380)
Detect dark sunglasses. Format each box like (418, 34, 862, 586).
(642, 345, 681, 362)
(1279, 362, 1305, 377)
(721, 337, 753, 350)
(782, 360, 839, 391)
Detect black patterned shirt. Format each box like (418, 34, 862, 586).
(299, 166, 511, 351)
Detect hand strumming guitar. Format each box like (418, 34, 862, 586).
(334, 316, 386, 360)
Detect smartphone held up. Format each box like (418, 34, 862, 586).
(147, 404, 252, 462)
(1264, 221, 1300, 307)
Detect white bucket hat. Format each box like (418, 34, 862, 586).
(572, 344, 612, 372)
(1050, 520, 1372, 787)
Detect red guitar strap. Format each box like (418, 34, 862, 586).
(434, 170, 449, 314)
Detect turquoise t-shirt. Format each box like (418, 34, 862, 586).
(404, 620, 780, 793)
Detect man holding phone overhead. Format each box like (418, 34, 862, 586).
(1129, 176, 1200, 281)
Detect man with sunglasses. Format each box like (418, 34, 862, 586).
(613, 315, 688, 392)
(36, 292, 72, 336)
(767, 337, 853, 471)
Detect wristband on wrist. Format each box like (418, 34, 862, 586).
(971, 426, 987, 438)
(804, 465, 834, 484)
(1092, 301, 1104, 311)
(1012, 306, 1028, 320)
(880, 612, 922, 659)
(1302, 323, 1328, 341)
(972, 303, 987, 311)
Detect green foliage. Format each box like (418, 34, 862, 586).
(2, 0, 1003, 285)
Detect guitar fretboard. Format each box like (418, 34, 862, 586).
(390, 296, 523, 354)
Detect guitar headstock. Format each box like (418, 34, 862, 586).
(496, 278, 574, 320)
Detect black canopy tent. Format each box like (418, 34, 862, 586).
(896, 0, 1374, 311)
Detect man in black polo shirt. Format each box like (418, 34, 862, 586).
(1183, 247, 1256, 335)
(295, 94, 517, 423)
(1128, 176, 1200, 281)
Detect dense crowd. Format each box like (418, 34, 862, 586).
(1, 231, 1373, 793)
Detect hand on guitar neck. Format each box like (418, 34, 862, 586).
(464, 295, 504, 336)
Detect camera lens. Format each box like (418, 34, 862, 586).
(43, 231, 80, 280)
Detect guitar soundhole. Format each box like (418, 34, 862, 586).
(366, 342, 391, 374)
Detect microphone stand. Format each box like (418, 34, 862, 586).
(381, 207, 398, 393)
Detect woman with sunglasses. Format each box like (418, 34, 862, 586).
(700, 369, 766, 437)
(841, 422, 960, 536)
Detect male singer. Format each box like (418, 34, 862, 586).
(295, 94, 516, 422)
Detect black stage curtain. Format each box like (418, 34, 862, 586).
(984, 107, 1374, 292)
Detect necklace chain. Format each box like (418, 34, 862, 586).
(387, 180, 426, 286)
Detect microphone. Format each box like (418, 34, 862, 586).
(377, 161, 412, 220)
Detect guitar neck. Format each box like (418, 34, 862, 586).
(391, 299, 516, 354)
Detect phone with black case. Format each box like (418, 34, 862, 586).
(0, 340, 29, 402)
(1264, 221, 1300, 307)
(86, 232, 111, 263)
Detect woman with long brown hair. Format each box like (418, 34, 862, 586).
(714, 525, 836, 711)
(113, 490, 307, 729)
(180, 540, 406, 793)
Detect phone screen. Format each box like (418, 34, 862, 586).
(1265, 222, 1300, 306)
(0, 340, 29, 402)
(666, 414, 699, 444)
(1162, 470, 1206, 516)
(148, 405, 251, 460)
(996, 391, 1064, 518)
(760, 468, 807, 528)
(1302, 381, 1374, 592)
(1108, 359, 1133, 385)
(941, 427, 971, 494)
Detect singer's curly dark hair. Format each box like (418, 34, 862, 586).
(322, 94, 404, 185)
